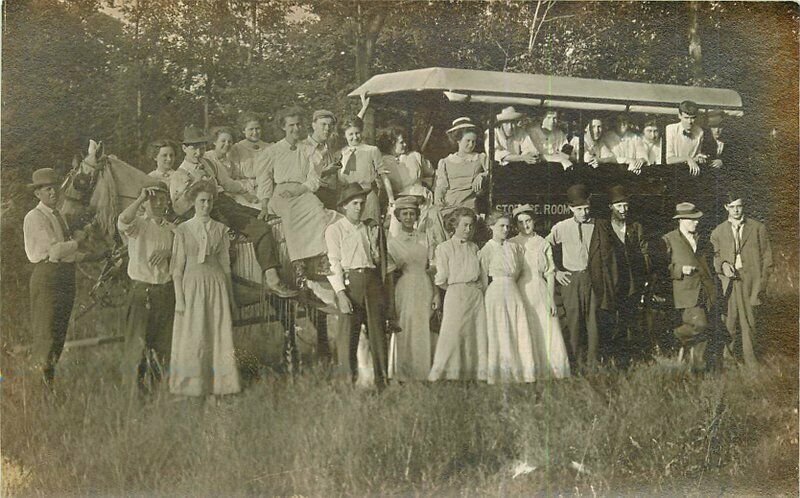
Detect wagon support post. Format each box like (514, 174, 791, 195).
(487, 104, 496, 213)
(578, 110, 585, 167)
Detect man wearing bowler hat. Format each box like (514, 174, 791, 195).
(589, 185, 651, 367)
(23, 168, 89, 386)
(325, 183, 394, 388)
(546, 184, 600, 369)
(662, 202, 718, 371)
(170, 124, 296, 298)
(117, 183, 175, 394)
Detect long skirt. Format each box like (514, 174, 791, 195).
(485, 276, 536, 384)
(389, 269, 435, 381)
(269, 185, 333, 261)
(429, 282, 487, 381)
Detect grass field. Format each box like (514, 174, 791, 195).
(2, 339, 797, 496)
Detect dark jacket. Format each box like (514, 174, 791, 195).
(589, 218, 650, 311)
(662, 228, 717, 309)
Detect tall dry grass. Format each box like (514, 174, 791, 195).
(2, 342, 797, 497)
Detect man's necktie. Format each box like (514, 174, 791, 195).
(577, 221, 583, 243)
(52, 208, 71, 240)
(733, 223, 743, 269)
(682, 129, 692, 138)
(343, 149, 357, 175)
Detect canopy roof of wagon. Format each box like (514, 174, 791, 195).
(348, 67, 744, 116)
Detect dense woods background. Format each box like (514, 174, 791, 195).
(2, 0, 798, 344)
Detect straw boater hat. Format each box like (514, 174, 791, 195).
(29, 168, 61, 189)
(337, 182, 369, 207)
(182, 125, 210, 145)
(608, 185, 629, 204)
(496, 106, 524, 123)
(446, 117, 477, 134)
(512, 204, 535, 220)
(672, 202, 703, 219)
(566, 184, 591, 207)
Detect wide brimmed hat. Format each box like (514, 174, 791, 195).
(496, 106, 524, 123)
(394, 196, 420, 212)
(672, 202, 703, 219)
(398, 184, 429, 198)
(566, 184, 591, 207)
(312, 109, 336, 122)
(446, 117, 477, 134)
(608, 185, 629, 204)
(182, 125, 210, 145)
(512, 203, 536, 219)
(29, 168, 61, 188)
(337, 182, 369, 207)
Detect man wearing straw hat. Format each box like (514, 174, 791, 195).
(23, 168, 89, 386)
(484, 106, 539, 166)
(662, 202, 718, 371)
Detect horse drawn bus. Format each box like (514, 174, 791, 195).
(62, 67, 744, 372)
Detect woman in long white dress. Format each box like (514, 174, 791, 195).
(479, 210, 536, 384)
(170, 180, 241, 397)
(429, 207, 487, 382)
(509, 205, 570, 380)
(387, 196, 440, 381)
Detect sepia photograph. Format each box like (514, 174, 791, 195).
(1, 0, 798, 495)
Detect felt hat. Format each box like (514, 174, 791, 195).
(29, 168, 61, 188)
(566, 184, 591, 207)
(608, 185, 629, 204)
(312, 109, 336, 123)
(706, 110, 725, 127)
(394, 196, 420, 212)
(446, 117, 477, 134)
(511, 203, 535, 219)
(496, 106, 524, 123)
(672, 202, 703, 219)
(337, 182, 369, 207)
(182, 125, 210, 145)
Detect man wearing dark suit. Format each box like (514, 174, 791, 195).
(547, 184, 600, 370)
(662, 202, 718, 371)
(589, 185, 651, 367)
(710, 194, 773, 366)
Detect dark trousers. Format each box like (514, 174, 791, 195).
(598, 294, 645, 368)
(123, 281, 175, 392)
(179, 194, 280, 271)
(29, 262, 76, 384)
(335, 269, 388, 387)
(560, 269, 599, 369)
(673, 288, 720, 371)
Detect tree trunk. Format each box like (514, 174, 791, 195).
(688, 1, 703, 82)
(353, 2, 387, 141)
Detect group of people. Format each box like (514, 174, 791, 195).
(22, 99, 769, 399)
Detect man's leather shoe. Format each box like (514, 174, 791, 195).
(264, 280, 299, 299)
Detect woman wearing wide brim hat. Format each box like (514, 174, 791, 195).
(436, 117, 488, 217)
(486, 106, 539, 165)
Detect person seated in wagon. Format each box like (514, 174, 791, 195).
(527, 109, 573, 171)
(256, 106, 338, 279)
(434, 117, 488, 217)
(484, 106, 540, 166)
(169, 124, 296, 298)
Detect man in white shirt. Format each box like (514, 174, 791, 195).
(569, 117, 618, 168)
(665, 100, 708, 177)
(326, 183, 393, 388)
(608, 115, 646, 175)
(304, 109, 341, 209)
(23, 168, 88, 386)
(117, 183, 175, 394)
(485, 106, 540, 166)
